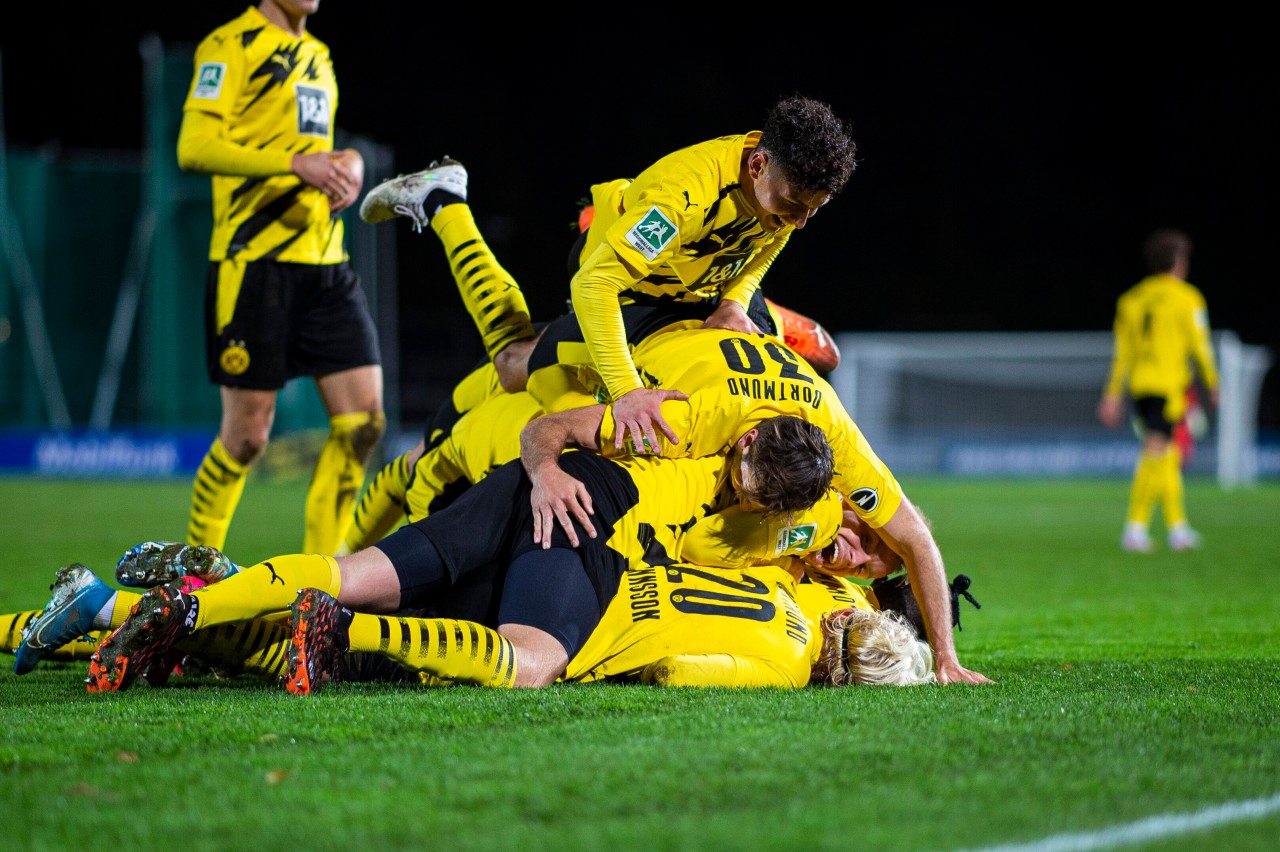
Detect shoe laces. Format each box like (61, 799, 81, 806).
(949, 574, 981, 631)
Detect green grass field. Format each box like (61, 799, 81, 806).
(2, 474, 1278, 851)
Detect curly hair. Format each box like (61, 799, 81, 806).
(1143, 228, 1192, 275)
(739, 415, 834, 516)
(758, 94, 858, 197)
(817, 608, 936, 687)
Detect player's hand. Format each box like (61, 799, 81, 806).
(702, 299, 763, 334)
(1096, 395, 1123, 428)
(529, 464, 596, 549)
(612, 387, 688, 452)
(291, 149, 363, 214)
(935, 658, 994, 685)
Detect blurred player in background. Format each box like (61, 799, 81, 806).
(1097, 228, 1218, 553)
(177, 0, 384, 555)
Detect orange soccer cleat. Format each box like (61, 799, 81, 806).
(765, 298, 841, 374)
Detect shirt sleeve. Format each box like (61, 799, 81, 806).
(176, 109, 295, 177)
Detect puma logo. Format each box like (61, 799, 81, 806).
(265, 562, 284, 586)
(682, 191, 699, 211)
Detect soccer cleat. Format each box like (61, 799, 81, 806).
(765, 298, 842, 374)
(1121, 528, 1155, 554)
(284, 588, 351, 696)
(138, 575, 210, 688)
(1168, 525, 1202, 552)
(359, 157, 467, 232)
(86, 583, 197, 693)
(115, 541, 240, 588)
(14, 564, 114, 675)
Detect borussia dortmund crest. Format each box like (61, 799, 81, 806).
(220, 340, 250, 376)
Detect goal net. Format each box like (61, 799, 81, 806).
(826, 330, 1272, 487)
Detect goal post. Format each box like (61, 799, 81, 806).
(827, 330, 1273, 487)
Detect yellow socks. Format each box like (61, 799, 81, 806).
(347, 612, 516, 687)
(188, 437, 249, 549)
(431, 205, 534, 360)
(1125, 451, 1164, 526)
(193, 553, 340, 629)
(340, 451, 410, 555)
(1160, 445, 1188, 528)
(304, 411, 386, 554)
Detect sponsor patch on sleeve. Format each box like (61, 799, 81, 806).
(193, 62, 226, 100)
(624, 206, 677, 261)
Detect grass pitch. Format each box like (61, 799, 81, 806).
(1, 474, 1278, 851)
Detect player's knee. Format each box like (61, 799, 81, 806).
(331, 411, 386, 464)
(494, 340, 533, 393)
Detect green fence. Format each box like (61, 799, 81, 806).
(0, 38, 397, 438)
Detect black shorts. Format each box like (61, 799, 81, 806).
(1132, 396, 1174, 437)
(205, 259, 380, 390)
(527, 291, 777, 376)
(380, 451, 639, 616)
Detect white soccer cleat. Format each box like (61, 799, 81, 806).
(359, 157, 467, 232)
(1168, 525, 1202, 552)
(1120, 528, 1155, 554)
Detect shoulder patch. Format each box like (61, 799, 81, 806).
(848, 488, 879, 513)
(193, 62, 226, 100)
(625, 206, 677, 261)
(774, 523, 818, 556)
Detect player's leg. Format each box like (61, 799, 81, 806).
(14, 564, 143, 674)
(307, 365, 386, 554)
(188, 387, 273, 549)
(192, 258, 286, 549)
(86, 544, 398, 693)
(1121, 398, 1169, 553)
(340, 444, 418, 556)
(360, 159, 535, 391)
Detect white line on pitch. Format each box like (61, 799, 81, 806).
(955, 792, 1280, 852)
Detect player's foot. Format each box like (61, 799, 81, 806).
(359, 157, 467, 231)
(1167, 524, 1202, 552)
(14, 565, 114, 675)
(765, 299, 842, 374)
(115, 541, 240, 588)
(1121, 527, 1155, 554)
(283, 588, 351, 696)
(86, 583, 197, 693)
(138, 575, 210, 688)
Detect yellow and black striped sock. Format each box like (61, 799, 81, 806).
(347, 612, 516, 687)
(304, 411, 386, 554)
(176, 619, 293, 680)
(188, 437, 249, 549)
(341, 450, 410, 555)
(431, 205, 534, 360)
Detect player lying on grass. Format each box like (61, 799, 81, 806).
(353, 154, 983, 683)
(5, 506, 936, 689)
(84, 403, 841, 693)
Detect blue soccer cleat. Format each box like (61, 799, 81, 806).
(115, 541, 240, 588)
(15, 564, 114, 675)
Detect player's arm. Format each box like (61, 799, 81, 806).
(1098, 304, 1133, 427)
(640, 654, 803, 688)
(518, 405, 609, 548)
(1187, 293, 1220, 405)
(571, 237, 687, 452)
(874, 497, 992, 686)
(710, 233, 791, 332)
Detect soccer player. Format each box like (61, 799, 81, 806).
(1097, 229, 1219, 553)
(360, 93, 857, 449)
(177, 0, 385, 555)
(86, 405, 837, 693)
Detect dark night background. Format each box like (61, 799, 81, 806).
(3, 7, 1276, 431)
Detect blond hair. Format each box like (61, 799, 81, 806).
(817, 608, 936, 686)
